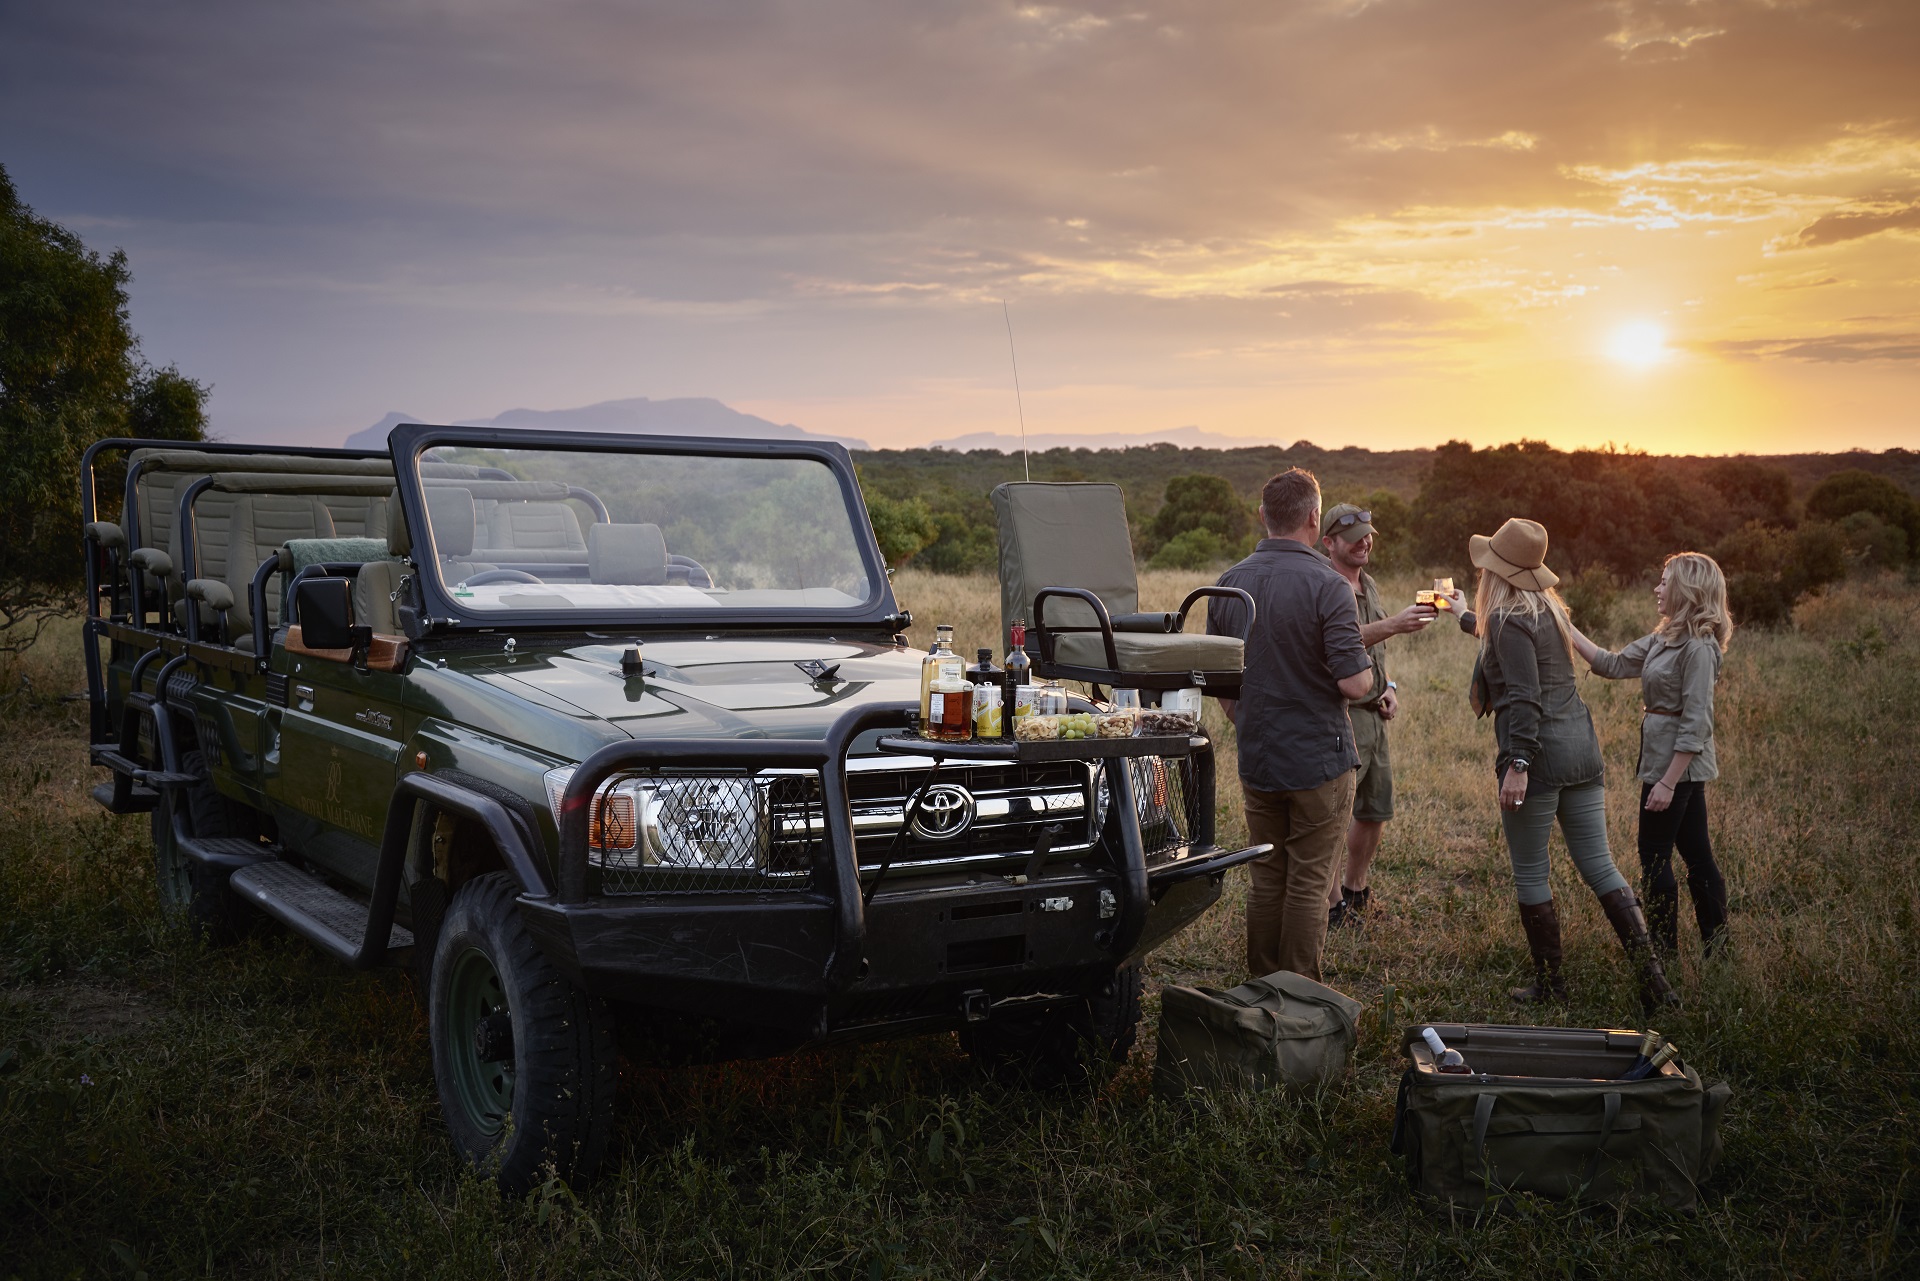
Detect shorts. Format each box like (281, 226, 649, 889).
(1349, 703, 1394, 822)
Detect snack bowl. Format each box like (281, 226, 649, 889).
(1095, 710, 1138, 738)
(1013, 714, 1061, 742)
(1138, 709, 1200, 737)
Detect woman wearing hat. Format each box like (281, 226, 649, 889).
(1568, 552, 1733, 959)
(1465, 518, 1678, 1012)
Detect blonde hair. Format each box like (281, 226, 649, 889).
(1475, 568, 1577, 662)
(1658, 551, 1734, 651)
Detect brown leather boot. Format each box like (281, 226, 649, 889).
(1598, 887, 1681, 1012)
(1509, 899, 1567, 1004)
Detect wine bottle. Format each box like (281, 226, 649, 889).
(1420, 1026, 1471, 1074)
(1003, 619, 1032, 716)
(1624, 1028, 1661, 1076)
(1617, 1041, 1680, 1082)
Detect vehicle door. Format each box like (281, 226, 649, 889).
(265, 639, 409, 890)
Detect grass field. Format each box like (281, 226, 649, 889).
(3, 568, 1918, 1278)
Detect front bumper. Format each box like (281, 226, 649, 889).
(533, 703, 1266, 1041)
(518, 839, 1262, 1040)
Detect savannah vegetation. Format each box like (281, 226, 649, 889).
(4, 566, 1918, 1278)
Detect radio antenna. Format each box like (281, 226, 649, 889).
(1001, 299, 1030, 482)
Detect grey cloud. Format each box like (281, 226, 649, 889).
(1704, 332, 1920, 362)
(1785, 198, 1920, 248)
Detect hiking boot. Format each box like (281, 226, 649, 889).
(1599, 887, 1681, 1013)
(1509, 898, 1567, 1004)
(1343, 884, 1371, 921)
(1327, 899, 1352, 930)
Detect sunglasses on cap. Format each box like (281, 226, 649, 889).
(1327, 510, 1372, 532)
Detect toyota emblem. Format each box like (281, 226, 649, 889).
(909, 783, 976, 840)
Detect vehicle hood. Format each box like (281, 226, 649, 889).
(459, 637, 926, 741)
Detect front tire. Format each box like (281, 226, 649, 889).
(429, 873, 616, 1193)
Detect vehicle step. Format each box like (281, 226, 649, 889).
(186, 835, 277, 871)
(90, 744, 202, 790)
(91, 780, 160, 814)
(230, 860, 413, 964)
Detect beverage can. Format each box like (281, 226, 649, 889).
(973, 684, 1003, 738)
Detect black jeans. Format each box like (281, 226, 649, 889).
(1637, 781, 1729, 953)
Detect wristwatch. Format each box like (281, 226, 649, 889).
(1510, 758, 1530, 773)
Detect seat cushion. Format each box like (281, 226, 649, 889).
(1053, 630, 1245, 675)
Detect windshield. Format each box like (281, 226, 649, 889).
(413, 445, 877, 614)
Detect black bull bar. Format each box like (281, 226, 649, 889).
(537, 703, 1263, 1015)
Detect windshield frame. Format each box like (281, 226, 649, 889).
(390, 423, 899, 634)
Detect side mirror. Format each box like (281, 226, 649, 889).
(293, 577, 372, 652)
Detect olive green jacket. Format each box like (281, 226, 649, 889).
(1481, 609, 1604, 788)
(1587, 632, 1722, 784)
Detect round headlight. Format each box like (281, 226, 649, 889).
(642, 779, 769, 869)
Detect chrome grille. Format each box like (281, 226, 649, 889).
(770, 756, 1097, 875)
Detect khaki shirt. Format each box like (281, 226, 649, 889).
(1588, 632, 1722, 784)
(1349, 572, 1389, 708)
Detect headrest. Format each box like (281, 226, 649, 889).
(423, 486, 475, 558)
(589, 522, 668, 586)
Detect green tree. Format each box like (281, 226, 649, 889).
(863, 488, 938, 568)
(1805, 469, 1919, 561)
(0, 164, 207, 649)
(1141, 474, 1251, 560)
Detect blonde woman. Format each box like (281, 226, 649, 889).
(1570, 552, 1732, 958)
(1456, 519, 1678, 1012)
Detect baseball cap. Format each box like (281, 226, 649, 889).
(1321, 503, 1375, 542)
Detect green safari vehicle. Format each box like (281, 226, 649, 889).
(78, 423, 1263, 1190)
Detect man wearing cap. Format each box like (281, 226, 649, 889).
(1317, 503, 1438, 928)
(1208, 469, 1375, 984)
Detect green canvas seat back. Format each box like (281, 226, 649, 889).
(1390, 1023, 1733, 1212)
(324, 493, 392, 542)
(220, 494, 340, 637)
(991, 481, 1245, 677)
(992, 482, 1140, 640)
(475, 499, 588, 561)
(1152, 971, 1363, 1101)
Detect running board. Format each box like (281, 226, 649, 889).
(230, 860, 413, 965)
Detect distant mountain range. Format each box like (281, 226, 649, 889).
(340, 397, 870, 452)
(928, 425, 1281, 452)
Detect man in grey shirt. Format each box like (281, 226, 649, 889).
(1207, 469, 1374, 982)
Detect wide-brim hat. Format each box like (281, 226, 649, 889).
(1470, 518, 1559, 591)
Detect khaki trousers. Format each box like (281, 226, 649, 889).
(1242, 770, 1357, 983)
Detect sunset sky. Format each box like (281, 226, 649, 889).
(4, 0, 1916, 453)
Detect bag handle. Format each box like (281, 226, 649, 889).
(1245, 973, 1360, 1040)
(1582, 1092, 1622, 1188)
(1473, 1091, 1623, 1188)
(1472, 1093, 1496, 1164)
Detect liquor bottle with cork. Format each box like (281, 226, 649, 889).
(920, 625, 963, 725)
(925, 669, 976, 743)
(1003, 619, 1032, 720)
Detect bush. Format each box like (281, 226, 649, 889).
(1140, 475, 1251, 562)
(1147, 528, 1229, 571)
(1807, 469, 1920, 562)
(1715, 519, 1850, 628)
(1559, 567, 1625, 643)
(1839, 511, 1910, 571)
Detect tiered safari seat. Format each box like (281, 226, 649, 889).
(992, 481, 1252, 696)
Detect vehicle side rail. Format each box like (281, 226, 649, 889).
(557, 703, 916, 991)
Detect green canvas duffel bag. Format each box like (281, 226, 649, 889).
(1152, 971, 1363, 1100)
(1390, 1023, 1733, 1212)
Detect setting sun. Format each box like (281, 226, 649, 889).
(1607, 321, 1671, 370)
